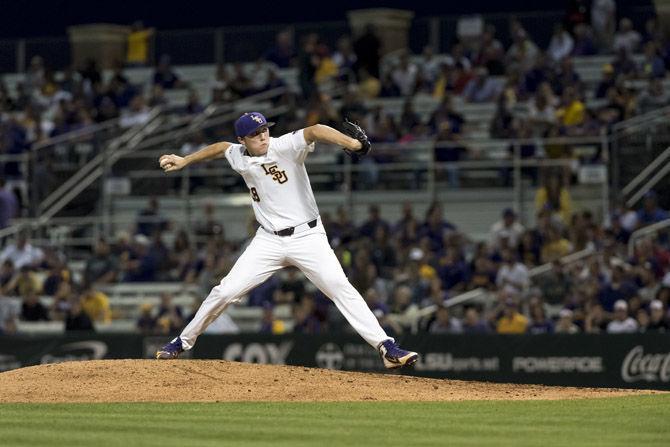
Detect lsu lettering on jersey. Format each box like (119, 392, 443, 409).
(224, 129, 318, 231)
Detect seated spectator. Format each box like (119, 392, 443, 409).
(489, 90, 515, 138)
(613, 18, 641, 55)
(357, 69, 381, 99)
(359, 204, 390, 239)
(136, 302, 155, 334)
(496, 297, 529, 334)
(292, 294, 323, 334)
(428, 94, 465, 135)
(417, 202, 457, 252)
(637, 190, 668, 227)
(517, 229, 542, 267)
(536, 260, 572, 305)
(506, 28, 539, 73)
(612, 47, 638, 78)
(417, 46, 442, 92)
(496, 248, 529, 295)
(80, 284, 112, 324)
(0, 231, 44, 270)
(391, 52, 418, 96)
(535, 174, 572, 225)
(42, 261, 71, 296)
(638, 78, 670, 115)
(474, 24, 505, 75)
(156, 292, 184, 333)
(462, 307, 491, 333)
(523, 53, 554, 96)
(314, 43, 338, 86)
(264, 29, 296, 68)
(438, 247, 469, 293)
(248, 275, 280, 307)
(119, 94, 151, 128)
(595, 64, 616, 99)
(556, 86, 585, 130)
(462, 67, 500, 103)
(585, 303, 609, 333)
(394, 202, 420, 246)
(21, 290, 49, 321)
(490, 208, 525, 251)
(427, 303, 463, 334)
(120, 235, 150, 281)
(637, 307, 651, 331)
(553, 58, 581, 97)
(541, 227, 573, 263)
(547, 24, 574, 63)
(606, 299, 639, 333)
(434, 123, 468, 188)
(273, 268, 305, 304)
(153, 55, 185, 89)
(446, 42, 472, 71)
(571, 23, 597, 56)
(399, 99, 420, 136)
(527, 300, 554, 334)
(648, 299, 669, 332)
(468, 253, 497, 290)
(332, 36, 357, 82)
(84, 238, 118, 284)
(554, 308, 580, 333)
(3, 265, 41, 297)
(641, 41, 665, 79)
(598, 263, 638, 312)
(195, 202, 225, 241)
(135, 197, 169, 237)
(65, 298, 94, 331)
(259, 302, 286, 334)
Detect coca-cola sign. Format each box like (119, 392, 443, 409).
(621, 346, 670, 383)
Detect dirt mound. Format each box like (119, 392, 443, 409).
(0, 360, 659, 403)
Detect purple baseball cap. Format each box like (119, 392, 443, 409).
(234, 112, 275, 138)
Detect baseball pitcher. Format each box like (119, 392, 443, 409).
(156, 112, 418, 369)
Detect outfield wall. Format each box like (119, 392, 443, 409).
(1, 333, 669, 390)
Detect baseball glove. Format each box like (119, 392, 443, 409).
(341, 119, 372, 158)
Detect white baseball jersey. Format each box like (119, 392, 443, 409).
(225, 129, 318, 232)
(176, 128, 392, 354)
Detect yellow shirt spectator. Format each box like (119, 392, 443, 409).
(541, 238, 572, 263)
(497, 311, 529, 334)
(81, 290, 112, 323)
(535, 185, 572, 224)
(127, 26, 154, 65)
(315, 57, 338, 84)
(556, 99, 585, 126)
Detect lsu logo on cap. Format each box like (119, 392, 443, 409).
(250, 114, 264, 124)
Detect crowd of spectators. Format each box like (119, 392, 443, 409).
(1, 9, 670, 336)
(0, 175, 669, 337)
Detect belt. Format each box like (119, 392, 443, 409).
(270, 218, 318, 237)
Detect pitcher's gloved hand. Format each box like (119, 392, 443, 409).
(341, 119, 371, 158)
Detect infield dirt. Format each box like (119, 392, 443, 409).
(0, 360, 662, 403)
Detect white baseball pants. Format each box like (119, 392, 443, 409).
(178, 219, 391, 350)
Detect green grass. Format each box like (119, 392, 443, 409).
(0, 396, 668, 447)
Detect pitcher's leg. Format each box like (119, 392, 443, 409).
(288, 231, 390, 348)
(179, 232, 284, 350)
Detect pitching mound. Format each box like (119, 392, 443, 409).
(0, 360, 659, 403)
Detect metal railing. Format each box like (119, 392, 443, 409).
(628, 218, 670, 257)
